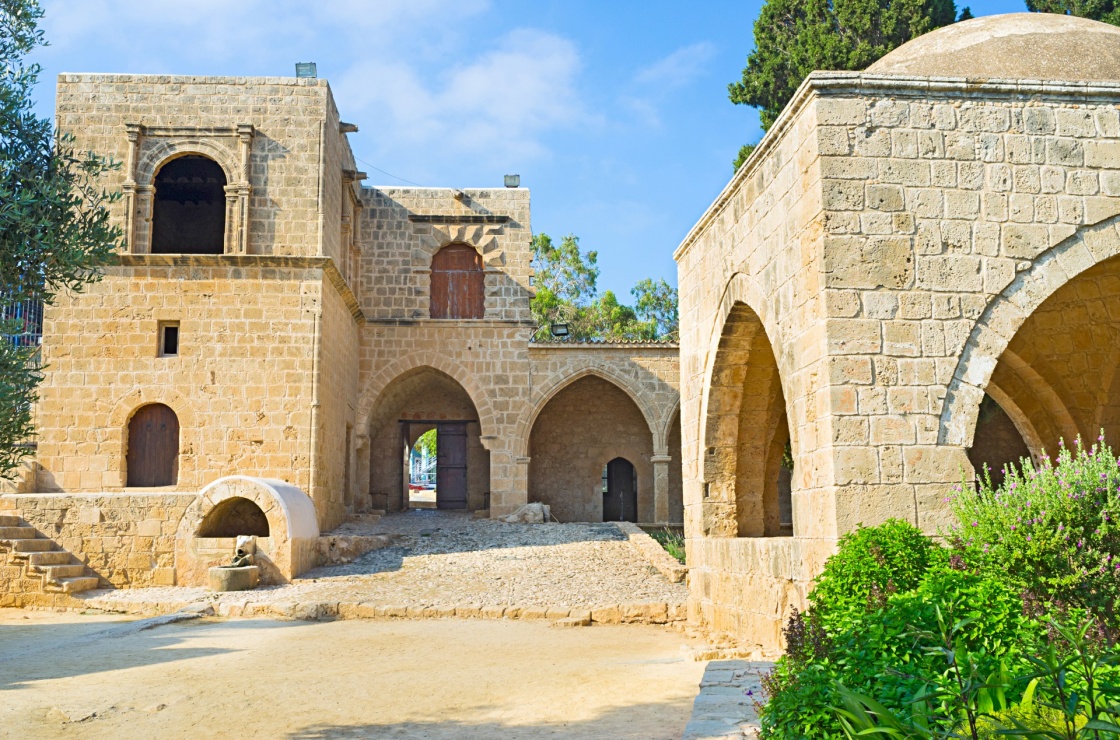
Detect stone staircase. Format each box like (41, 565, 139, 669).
(0, 515, 100, 594)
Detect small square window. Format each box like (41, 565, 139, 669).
(159, 322, 179, 357)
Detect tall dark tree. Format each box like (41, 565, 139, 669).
(729, 0, 969, 169)
(1026, 0, 1120, 24)
(1, 0, 120, 477)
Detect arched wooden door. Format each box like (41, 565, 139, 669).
(126, 404, 180, 487)
(602, 458, 637, 522)
(430, 244, 484, 319)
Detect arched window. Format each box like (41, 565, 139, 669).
(430, 244, 484, 319)
(126, 403, 180, 487)
(151, 155, 227, 255)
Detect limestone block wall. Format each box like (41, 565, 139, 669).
(676, 71, 1120, 649)
(675, 85, 827, 645)
(33, 261, 320, 499)
(357, 187, 533, 323)
(1, 492, 197, 589)
(55, 74, 339, 258)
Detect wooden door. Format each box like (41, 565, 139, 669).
(603, 458, 637, 522)
(436, 423, 468, 509)
(126, 403, 179, 487)
(430, 244, 484, 319)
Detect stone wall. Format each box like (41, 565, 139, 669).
(33, 262, 320, 497)
(676, 71, 1120, 649)
(1, 492, 197, 588)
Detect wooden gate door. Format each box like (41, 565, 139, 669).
(436, 423, 469, 509)
(603, 458, 637, 522)
(126, 403, 180, 487)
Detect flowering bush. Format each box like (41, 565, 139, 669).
(950, 436, 1120, 631)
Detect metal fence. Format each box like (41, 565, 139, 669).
(1, 298, 44, 348)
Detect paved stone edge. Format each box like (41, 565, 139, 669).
(14, 595, 687, 626)
(614, 522, 688, 583)
(681, 660, 768, 740)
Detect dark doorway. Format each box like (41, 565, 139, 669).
(430, 244, 484, 319)
(602, 458, 637, 522)
(151, 155, 227, 255)
(436, 422, 469, 509)
(126, 403, 180, 487)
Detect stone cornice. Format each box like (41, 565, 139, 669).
(109, 253, 364, 322)
(672, 71, 1120, 263)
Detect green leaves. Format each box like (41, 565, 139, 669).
(729, 0, 963, 167)
(529, 232, 678, 342)
(0, 0, 121, 478)
(1024, 0, 1120, 26)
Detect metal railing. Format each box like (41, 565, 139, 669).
(1, 298, 44, 348)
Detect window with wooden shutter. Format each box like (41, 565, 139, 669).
(430, 244, 484, 319)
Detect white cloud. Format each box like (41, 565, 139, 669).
(634, 42, 716, 89)
(335, 29, 591, 169)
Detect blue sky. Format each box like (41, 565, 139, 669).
(32, 0, 1024, 298)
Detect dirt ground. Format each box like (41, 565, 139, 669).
(0, 609, 708, 739)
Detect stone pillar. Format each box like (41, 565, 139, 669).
(651, 453, 672, 525)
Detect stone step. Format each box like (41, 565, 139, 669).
(11, 539, 57, 553)
(0, 526, 38, 539)
(27, 551, 72, 566)
(0, 515, 21, 527)
(44, 576, 99, 594)
(39, 564, 87, 580)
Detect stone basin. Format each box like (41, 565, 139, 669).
(208, 565, 260, 592)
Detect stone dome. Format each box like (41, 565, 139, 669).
(867, 13, 1120, 81)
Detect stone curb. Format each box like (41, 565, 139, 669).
(614, 522, 688, 583)
(681, 659, 768, 740)
(74, 595, 687, 626)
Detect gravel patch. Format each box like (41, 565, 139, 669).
(83, 510, 688, 614)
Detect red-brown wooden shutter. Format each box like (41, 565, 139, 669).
(430, 245, 484, 319)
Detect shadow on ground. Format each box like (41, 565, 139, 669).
(287, 700, 695, 740)
(0, 617, 311, 690)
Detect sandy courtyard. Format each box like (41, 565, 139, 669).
(0, 609, 708, 739)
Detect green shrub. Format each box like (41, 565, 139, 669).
(758, 526, 1034, 740)
(950, 436, 1120, 631)
(649, 527, 685, 563)
(809, 519, 939, 621)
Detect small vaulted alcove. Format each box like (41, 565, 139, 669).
(197, 496, 270, 538)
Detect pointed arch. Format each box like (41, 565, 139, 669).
(356, 352, 497, 441)
(941, 216, 1120, 446)
(515, 363, 661, 458)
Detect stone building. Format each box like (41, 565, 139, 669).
(677, 13, 1120, 650)
(0, 72, 681, 600)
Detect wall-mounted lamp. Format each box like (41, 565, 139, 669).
(550, 323, 569, 337)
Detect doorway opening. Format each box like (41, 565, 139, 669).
(408, 427, 438, 509)
(602, 457, 637, 523)
(401, 420, 471, 510)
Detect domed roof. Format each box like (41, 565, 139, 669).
(867, 13, 1120, 81)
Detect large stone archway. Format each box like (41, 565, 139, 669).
(528, 375, 656, 523)
(362, 366, 491, 513)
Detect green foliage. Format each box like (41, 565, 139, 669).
(949, 437, 1120, 632)
(729, 0, 967, 160)
(1025, 0, 1120, 26)
(761, 545, 1032, 737)
(809, 519, 938, 619)
(414, 429, 436, 459)
(529, 232, 678, 342)
(649, 527, 685, 564)
(0, 0, 121, 477)
(733, 143, 757, 172)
